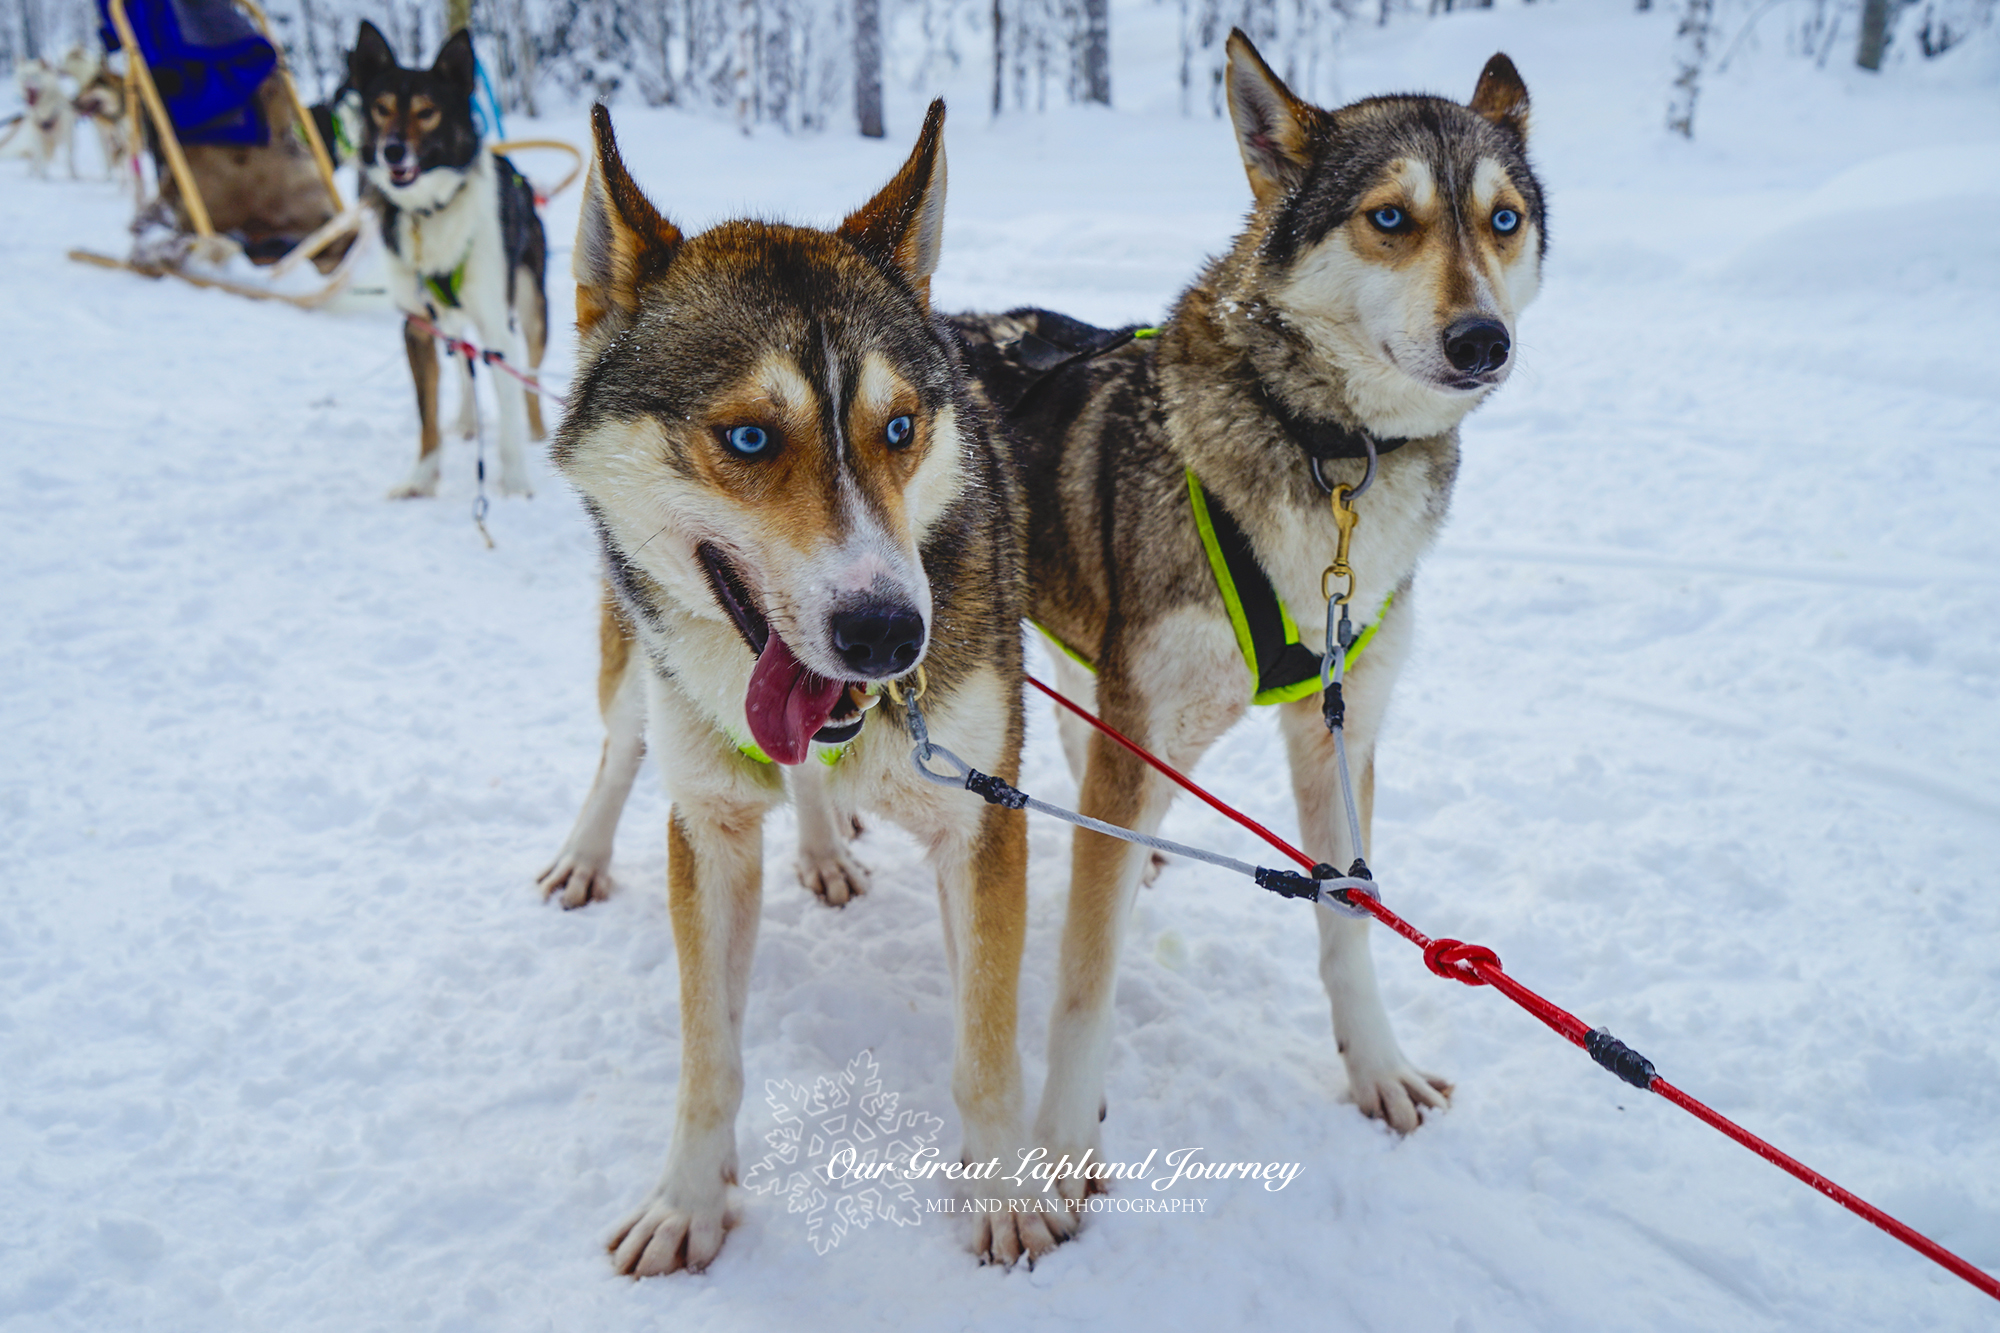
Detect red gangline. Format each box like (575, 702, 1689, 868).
(1023, 672, 2000, 1304)
(405, 313, 569, 408)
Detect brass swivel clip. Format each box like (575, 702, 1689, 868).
(1321, 483, 1361, 605)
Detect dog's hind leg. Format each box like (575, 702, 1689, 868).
(389, 319, 443, 498)
(1276, 603, 1450, 1134)
(517, 265, 549, 442)
(1041, 634, 1096, 789)
(790, 760, 868, 907)
(487, 339, 534, 497)
(449, 350, 477, 440)
(539, 591, 647, 908)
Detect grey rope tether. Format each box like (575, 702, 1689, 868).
(901, 690, 1376, 913)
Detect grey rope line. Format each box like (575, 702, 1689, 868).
(902, 694, 1379, 914)
(1320, 595, 1367, 868)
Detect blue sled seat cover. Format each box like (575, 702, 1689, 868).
(99, 0, 275, 146)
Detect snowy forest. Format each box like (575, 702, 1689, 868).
(4, 0, 1994, 136)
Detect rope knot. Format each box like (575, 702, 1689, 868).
(1423, 938, 1499, 986)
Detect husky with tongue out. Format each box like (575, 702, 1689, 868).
(538, 103, 1067, 1276)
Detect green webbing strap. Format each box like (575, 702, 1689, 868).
(1185, 470, 1390, 705)
(735, 738, 846, 767)
(425, 258, 467, 310)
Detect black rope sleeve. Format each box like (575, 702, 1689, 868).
(1585, 1027, 1659, 1089)
(1255, 862, 1342, 902)
(963, 768, 1030, 810)
(1322, 682, 1345, 731)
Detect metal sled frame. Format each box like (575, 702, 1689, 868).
(70, 0, 367, 308)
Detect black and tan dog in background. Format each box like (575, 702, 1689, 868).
(347, 21, 548, 498)
(931, 32, 1547, 1196)
(540, 103, 1072, 1274)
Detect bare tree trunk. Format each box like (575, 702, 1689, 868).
(1079, 0, 1108, 104)
(855, 0, 883, 135)
(1856, 0, 1891, 67)
(1665, 0, 1712, 138)
(992, 0, 1004, 114)
(447, 0, 470, 36)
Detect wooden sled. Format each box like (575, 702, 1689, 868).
(69, 0, 362, 305)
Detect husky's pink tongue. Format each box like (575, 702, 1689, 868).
(744, 634, 847, 765)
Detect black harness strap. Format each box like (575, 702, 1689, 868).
(1190, 477, 1327, 699)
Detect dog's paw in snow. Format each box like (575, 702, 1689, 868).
(385, 462, 439, 499)
(965, 1177, 1075, 1268)
(1346, 1054, 1451, 1134)
(794, 836, 868, 907)
(536, 844, 614, 909)
(608, 1186, 734, 1277)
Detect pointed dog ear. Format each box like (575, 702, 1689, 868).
(839, 98, 948, 305)
(1225, 30, 1323, 209)
(431, 26, 476, 93)
(1470, 53, 1530, 142)
(348, 20, 395, 87)
(574, 104, 683, 340)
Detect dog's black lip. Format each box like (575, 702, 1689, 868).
(812, 715, 865, 745)
(697, 543, 769, 657)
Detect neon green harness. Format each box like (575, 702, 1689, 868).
(424, 258, 468, 311)
(1035, 472, 1387, 705)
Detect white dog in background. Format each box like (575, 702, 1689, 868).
(3, 57, 76, 178)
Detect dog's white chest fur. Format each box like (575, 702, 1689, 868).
(375, 149, 498, 306)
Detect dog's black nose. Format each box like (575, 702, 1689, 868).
(1443, 318, 1511, 375)
(830, 601, 926, 678)
(383, 141, 406, 165)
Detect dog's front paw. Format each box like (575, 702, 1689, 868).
(385, 474, 438, 500)
(1346, 1052, 1451, 1135)
(497, 467, 534, 499)
(794, 837, 869, 907)
(536, 844, 614, 909)
(609, 1187, 732, 1277)
(965, 1177, 1073, 1268)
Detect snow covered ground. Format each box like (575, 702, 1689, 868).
(3, 3, 1998, 1328)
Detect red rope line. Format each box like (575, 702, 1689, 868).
(405, 313, 568, 408)
(1023, 671, 2000, 1304)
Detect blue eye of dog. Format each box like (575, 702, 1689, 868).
(1492, 208, 1520, 235)
(1368, 206, 1406, 232)
(723, 425, 770, 456)
(885, 415, 914, 447)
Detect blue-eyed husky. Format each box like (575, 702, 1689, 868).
(933, 32, 1548, 1196)
(540, 102, 1073, 1275)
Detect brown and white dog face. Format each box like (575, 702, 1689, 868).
(1225, 34, 1545, 437)
(556, 103, 963, 764)
(346, 21, 481, 205)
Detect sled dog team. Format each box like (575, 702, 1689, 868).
(351, 22, 1544, 1275)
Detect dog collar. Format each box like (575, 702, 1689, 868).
(1249, 381, 1408, 485)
